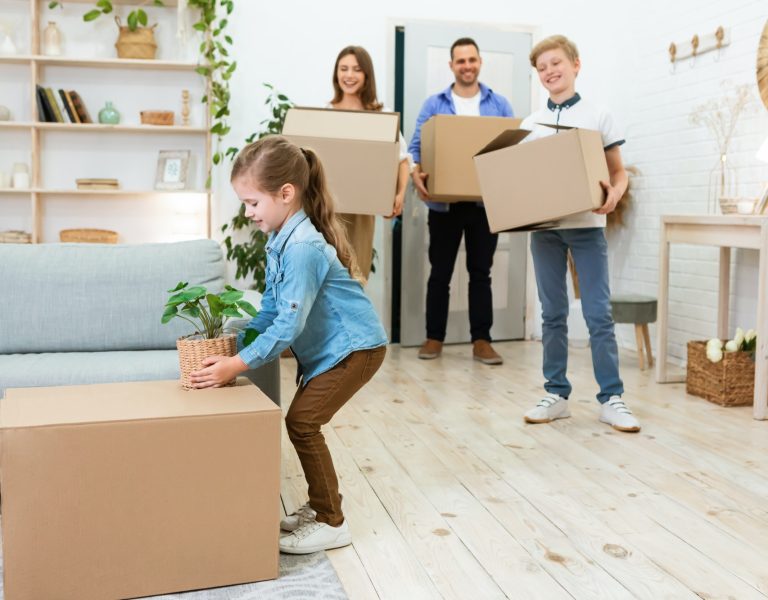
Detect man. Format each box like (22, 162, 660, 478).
(408, 37, 514, 365)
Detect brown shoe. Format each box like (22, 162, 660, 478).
(473, 340, 503, 365)
(418, 339, 443, 359)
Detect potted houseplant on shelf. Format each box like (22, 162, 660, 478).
(162, 281, 259, 390)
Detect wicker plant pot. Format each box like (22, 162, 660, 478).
(686, 341, 754, 406)
(114, 17, 157, 60)
(177, 333, 237, 390)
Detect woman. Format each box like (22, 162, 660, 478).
(328, 45, 411, 282)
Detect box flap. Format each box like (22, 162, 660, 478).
(282, 106, 400, 142)
(475, 129, 531, 156)
(538, 123, 576, 131)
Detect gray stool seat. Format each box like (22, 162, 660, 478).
(610, 294, 657, 371)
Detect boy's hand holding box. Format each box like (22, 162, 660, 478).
(473, 125, 610, 232)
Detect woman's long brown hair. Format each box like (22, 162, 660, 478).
(330, 46, 382, 111)
(230, 135, 360, 279)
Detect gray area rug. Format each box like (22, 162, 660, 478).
(0, 532, 348, 600)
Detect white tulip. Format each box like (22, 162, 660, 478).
(724, 340, 738, 352)
(745, 329, 757, 343)
(706, 338, 722, 350)
(734, 327, 745, 347)
(706, 345, 724, 363)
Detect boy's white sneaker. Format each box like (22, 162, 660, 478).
(600, 396, 641, 432)
(280, 502, 317, 532)
(279, 518, 352, 554)
(524, 394, 570, 424)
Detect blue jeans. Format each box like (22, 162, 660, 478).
(530, 228, 623, 404)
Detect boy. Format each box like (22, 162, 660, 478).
(521, 35, 640, 432)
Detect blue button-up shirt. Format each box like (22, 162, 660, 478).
(408, 82, 515, 212)
(238, 210, 387, 383)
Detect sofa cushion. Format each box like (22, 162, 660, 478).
(0, 240, 225, 353)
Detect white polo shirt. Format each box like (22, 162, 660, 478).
(520, 93, 625, 229)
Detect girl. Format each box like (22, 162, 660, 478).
(329, 45, 412, 282)
(190, 135, 388, 554)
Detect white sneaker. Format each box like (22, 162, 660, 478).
(279, 518, 352, 554)
(524, 394, 571, 424)
(280, 502, 317, 532)
(600, 396, 641, 432)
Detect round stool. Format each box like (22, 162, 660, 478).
(610, 294, 657, 371)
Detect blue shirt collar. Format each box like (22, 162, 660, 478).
(439, 81, 492, 105)
(266, 209, 308, 255)
(547, 92, 581, 111)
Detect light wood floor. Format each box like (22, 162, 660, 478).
(277, 341, 768, 600)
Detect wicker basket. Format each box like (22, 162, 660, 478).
(59, 228, 118, 243)
(114, 17, 157, 60)
(718, 196, 740, 214)
(686, 340, 754, 406)
(0, 230, 32, 243)
(176, 334, 238, 390)
(140, 110, 174, 126)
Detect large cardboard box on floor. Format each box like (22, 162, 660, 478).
(474, 126, 609, 232)
(282, 106, 400, 215)
(420, 115, 521, 201)
(0, 379, 281, 600)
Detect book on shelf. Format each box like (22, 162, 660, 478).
(44, 88, 65, 123)
(68, 90, 93, 124)
(35, 85, 56, 122)
(76, 178, 120, 190)
(58, 89, 80, 124)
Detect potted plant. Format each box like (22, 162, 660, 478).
(162, 281, 259, 389)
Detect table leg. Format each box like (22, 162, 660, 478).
(718, 247, 731, 340)
(656, 224, 670, 382)
(754, 224, 768, 420)
(635, 324, 645, 370)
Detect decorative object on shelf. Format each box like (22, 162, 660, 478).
(689, 82, 755, 213)
(669, 26, 729, 70)
(758, 18, 768, 110)
(76, 178, 120, 190)
(11, 163, 29, 189)
(0, 230, 32, 244)
(221, 84, 293, 292)
(59, 228, 118, 244)
(0, 171, 9, 188)
(0, 31, 17, 56)
(140, 109, 174, 126)
(0, 105, 11, 121)
(181, 89, 190, 126)
(155, 150, 190, 190)
(161, 281, 258, 389)
(115, 16, 157, 60)
(718, 196, 742, 214)
(98, 101, 121, 125)
(43, 21, 62, 56)
(67, 89, 93, 123)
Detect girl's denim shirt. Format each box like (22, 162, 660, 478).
(238, 210, 388, 383)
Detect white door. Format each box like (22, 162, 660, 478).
(399, 21, 532, 347)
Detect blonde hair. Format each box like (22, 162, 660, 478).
(330, 46, 383, 111)
(230, 136, 360, 279)
(529, 35, 579, 67)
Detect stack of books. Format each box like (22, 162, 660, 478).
(76, 178, 120, 190)
(36, 85, 93, 124)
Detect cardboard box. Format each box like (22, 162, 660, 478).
(419, 115, 521, 201)
(282, 106, 400, 216)
(0, 379, 281, 600)
(474, 126, 609, 232)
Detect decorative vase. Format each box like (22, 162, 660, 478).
(0, 105, 11, 121)
(11, 163, 29, 189)
(98, 101, 121, 125)
(0, 33, 17, 56)
(43, 22, 62, 56)
(176, 334, 237, 390)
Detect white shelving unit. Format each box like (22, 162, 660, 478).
(0, 0, 212, 243)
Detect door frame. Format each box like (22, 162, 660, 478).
(385, 17, 543, 341)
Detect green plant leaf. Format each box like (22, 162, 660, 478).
(137, 9, 148, 26)
(48, 1, 61, 9)
(221, 307, 242, 318)
(207, 293, 224, 317)
(182, 286, 207, 301)
(83, 9, 102, 21)
(161, 304, 178, 323)
(237, 300, 258, 317)
(181, 305, 201, 318)
(126, 10, 138, 30)
(220, 289, 244, 303)
(167, 281, 188, 293)
(96, 0, 112, 11)
(242, 328, 259, 347)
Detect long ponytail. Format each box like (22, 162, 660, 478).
(231, 135, 360, 279)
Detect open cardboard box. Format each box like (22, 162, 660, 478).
(0, 379, 281, 600)
(282, 106, 401, 215)
(419, 115, 521, 201)
(474, 125, 609, 232)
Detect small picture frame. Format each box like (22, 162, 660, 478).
(754, 183, 768, 215)
(155, 150, 190, 191)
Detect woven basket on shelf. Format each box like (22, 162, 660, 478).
(114, 17, 157, 60)
(686, 341, 754, 406)
(140, 110, 174, 126)
(59, 228, 118, 244)
(176, 334, 238, 390)
(0, 230, 32, 243)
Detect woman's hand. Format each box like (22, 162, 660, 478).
(385, 191, 405, 219)
(190, 354, 249, 388)
(594, 180, 621, 215)
(411, 167, 430, 201)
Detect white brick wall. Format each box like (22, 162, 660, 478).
(611, 0, 768, 364)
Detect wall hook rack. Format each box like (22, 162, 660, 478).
(669, 26, 729, 66)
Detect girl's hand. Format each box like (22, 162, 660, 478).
(190, 354, 249, 388)
(385, 192, 405, 219)
(594, 180, 621, 215)
(412, 168, 430, 201)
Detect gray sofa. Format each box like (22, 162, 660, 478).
(0, 240, 279, 403)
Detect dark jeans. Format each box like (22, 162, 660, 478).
(426, 203, 498, 342)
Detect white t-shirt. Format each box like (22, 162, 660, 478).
(520, 95, 625, 229)
(451, 91, 481, 116)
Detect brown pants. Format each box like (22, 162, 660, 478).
(285, 346, 386, 526)
(339, 213, 375, 282)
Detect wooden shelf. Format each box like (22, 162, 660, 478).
(1, 55, 198, 71)
(0, 122, 207, 134)
(63, 0, 178, 4)
(35, 189, 209, 195)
